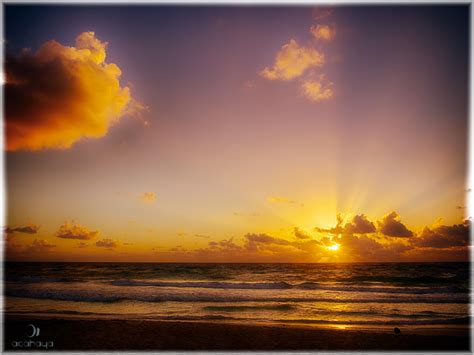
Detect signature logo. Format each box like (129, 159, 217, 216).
(11, 324, 54, 350)
(27, 324, 40, 337)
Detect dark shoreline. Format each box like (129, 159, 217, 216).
(3, 316, 471, 351)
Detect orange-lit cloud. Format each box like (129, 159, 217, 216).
(5, 32, 140, 151)
(56, 221, 99, 240)
(301, 78, 334, 102)
(5, 224, 40, 234)
(378, 211, 413, 238)
(96, 238, 119, 249)
(260, 18, 337, 103)
(310, 24, 336, 41)
(140, 192, 156, 203)
(260, 39, 324, 81)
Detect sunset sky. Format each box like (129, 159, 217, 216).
(4, 5, 470, 262)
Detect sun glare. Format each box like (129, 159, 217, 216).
(327, 243, 340, 251)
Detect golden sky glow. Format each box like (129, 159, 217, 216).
(4, 6, 469, 262)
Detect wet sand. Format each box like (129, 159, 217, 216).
(3, 315, 471, 351)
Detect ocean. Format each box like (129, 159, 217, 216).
(4, 262, 471, 329)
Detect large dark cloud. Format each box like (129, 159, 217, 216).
(378, 212, 413, 238)
(315, 214, 376, 235)
(344, 214, 376, 234)
(413, 221, 470, 249)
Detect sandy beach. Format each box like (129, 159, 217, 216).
(3, 315, 471, 351)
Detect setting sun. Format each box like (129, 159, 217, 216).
(327, 243, 340, 251)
